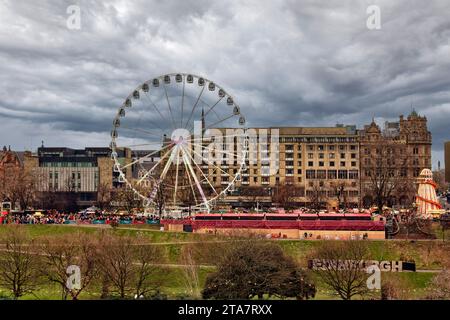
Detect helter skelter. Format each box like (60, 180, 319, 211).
(415, 168, 443, 219)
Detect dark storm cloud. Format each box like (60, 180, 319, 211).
(0, 0, 449, 168)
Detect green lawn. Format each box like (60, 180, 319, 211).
(0, 224, 448, 300)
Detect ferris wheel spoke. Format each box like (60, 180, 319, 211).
(137, 98, 167, 132)
(188, 145, 233, 178)
(121, 126, 165, 139)
(181, 77, 186, 128)
(163, 83, 177, 129)
(184, 85, 205, 130)
(183, 133, 245, 144)
(180, 145, 209, 210)
(143, 91, 172, 130)
(181, 152, 199, 207)
(121, 143, 173, 170)
(191, 142, 240, 160)
(203, 96, 224, 119)
(181, 145, 219, 197)
(204, 114, 235, 131)
(137, 146, 173, 184)
(173, 147, 181, 206)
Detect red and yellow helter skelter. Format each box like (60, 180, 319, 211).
(415, 168, 443, 218)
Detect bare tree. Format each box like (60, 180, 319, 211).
(0, 169, 38, 210)
(312, 240, 370, 300)
(307, 182, 326, 210)
(332, 181, 349, 210)
(0, 226, 39, 299)
(114, 186, 140, 213)
(97, 233, 162, 299)
(180, 245, 201, 298)
(433, 169, 447, 194)
(272, 184, 294, 209)
(364, 145, 409, 213)
(154, 181, 168, 218)
(133, 235, 163, 298)
(96, 182, 112, 210)
(39, 233, 98, 300)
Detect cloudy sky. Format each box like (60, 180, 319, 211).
(0, 0, 449, 168)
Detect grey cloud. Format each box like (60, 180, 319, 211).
(0, 0, 449, 168)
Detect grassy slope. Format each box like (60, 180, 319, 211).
(0, 224, 447, 300)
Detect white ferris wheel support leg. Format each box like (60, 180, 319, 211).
(137, 145, 173, 184)
(180, 145, 210, 213)
(181, 144, 219, 197)
(173, 147, 181, 206)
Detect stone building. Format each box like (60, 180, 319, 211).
(207, 125, 361, 209)
(359, 111, 432, 207)
(0, 146, 25, 210)
(24, 147, 132, 209)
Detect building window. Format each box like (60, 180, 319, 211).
(330, 161, 335, 167)
(350, 145, 357, 150)
(339, 145, 346, 151)
(319, 161, 324, 167)
(328, 170, 337, 179)
(340, 161, 346, 167)
(349, 170, 359, 179)
(319, 153, 324, 159)
(307, 145, 314, 151)
(317, 170, 326, 179)
(351, 153, 356, 159)
(413, 147, 419, 154)
(338, 170, 348, 179)
(351, 161, 357, 167)
(329, 145, 335, 151)
(318, 145, 324, 151)
(297, 161, 302, 166)
(306, 170, 316, 179)
(297, 153, 302, 158)
(297, 169, 302, 174)
(308, 161, 314, 167)
(308, 153, 314, 159)
(340, 153, 346, 159)
(329, 153, 335, 159)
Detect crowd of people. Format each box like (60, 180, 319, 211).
(1, 209, 161, 225)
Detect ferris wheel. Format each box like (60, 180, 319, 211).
(110, 73, 248, 213)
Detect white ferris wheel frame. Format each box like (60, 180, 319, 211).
(109, 73, 249, 213)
